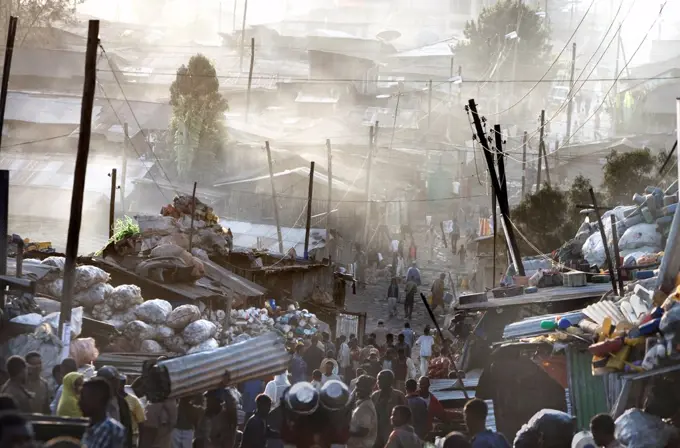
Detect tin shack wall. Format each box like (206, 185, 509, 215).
(567, 347, 609, 430)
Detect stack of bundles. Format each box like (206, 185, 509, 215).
(135, 243, 205, 283)
(145, 332, 290, 402)
(33, 256, 143, 314)
(579, 182, 679, 268)
(273, 308, 323, 339)
(161, 194, 219, 226)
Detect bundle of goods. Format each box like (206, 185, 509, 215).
(579, 182, 678, 268)
(160, 194, 219, 226)
(273, 307, 326, 339)
(134, 243, 205, 283)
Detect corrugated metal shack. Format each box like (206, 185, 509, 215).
(212, 249, 333, 302)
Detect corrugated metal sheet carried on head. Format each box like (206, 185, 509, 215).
(566, 348, 609, 431)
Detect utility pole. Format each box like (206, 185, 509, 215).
(108, 168, 117, 239)
(245, 37, 255, 122)
(59, 20, 99, 355)
(613, 28, 621, 136)
(265, 141, 284, 254)
(303, 161, 315, 260)
(521, 131, 527, 198)
(0, 170, 8, 277)
(0, 16, 17, 150)
(522, 131, 528, 199)
(565, 42, 576, 142)
(427, 79, 433, 132)
(239, 0, 248, 72)
(363, 125, 375, 245)
(188, 181, 198, 252)
(232, 0, 237, 31)
(538, 110, 546, 188)
(468, 98, 524, 276)
(325, 139, 332, 252)
(121, 122, 129, 214)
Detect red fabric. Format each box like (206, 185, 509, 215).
(533, 354, 568, 389)
(423, 393, 446, 433)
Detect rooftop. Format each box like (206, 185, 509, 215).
(219, 219, 327, 256)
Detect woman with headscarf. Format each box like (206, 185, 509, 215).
(56, 372, 84, 418)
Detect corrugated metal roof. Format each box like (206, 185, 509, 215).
(391, 42, 455, 58)
(214, 166, 362, 194)
(0, 152, 153, 196)
(458, 284, 611, 310)
(567, 348, 609, 431)
(6, 92, 102, 125)
(430, 389, 476, 402)
(503, 310, 586, 339)
(219, 219, 326, 256)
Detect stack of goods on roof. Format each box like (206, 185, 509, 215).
(559, 183, 677, 271)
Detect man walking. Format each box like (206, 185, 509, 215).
(404, 281, 417, 320)
(25, 352, 50, 414)
(371, 370, 406, 448)
(464, 399, 509, 448)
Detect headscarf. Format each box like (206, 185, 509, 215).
(56, 372, 83, 418)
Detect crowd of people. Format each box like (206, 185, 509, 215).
(0, 328, 634, 448)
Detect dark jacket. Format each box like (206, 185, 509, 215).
(303, 345, 324, 377)
(387, 283, 399, 299)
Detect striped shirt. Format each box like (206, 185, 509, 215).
(82, 417, 126, 448)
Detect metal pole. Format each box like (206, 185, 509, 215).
(232, 0, 237, 31)
(589, 188, 619, 295)
(566, 43, 576, 142)
(0, 16, 18, 150)
(239, 0, 248, 72)
(613, 29, 621, 136)
(0, 170, 8, 277)
(326, 139, 332, 250)
(59, 20, 100, 349)
(188, 181, 198, 252)
(676, 98, 680, 187)
(265, 141, 284, 254)
(245, 37, 254, 122)
(610, 215, 624, 294)
(521, 131, 527, 198)
(492, 192, 496, 285)
(304, 161, 315, 260)
(108, 168, 117, 239)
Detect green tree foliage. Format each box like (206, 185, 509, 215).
(602, 149, 665, 205)
(512, 183, 574, 253)
(455, 0, 551, 78)
(169, 54, 229, 181)
(0, 0, 82, 45)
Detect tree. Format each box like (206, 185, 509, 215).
(455, 0, 551, 79)
(512, 183, 574, 254)
(0, 1, 82, 46)
(169, 54, 229, 181)
(602, 149, 665, 205)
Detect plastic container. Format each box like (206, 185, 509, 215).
(558, 318, 573, 330)
(588, 338, 624, 356)
(635, 270, 655, 280)
(639, 318, 661, 336)
(540, 319, 558, 330)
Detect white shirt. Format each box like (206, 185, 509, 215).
(347, 398, 377, 448)
(264, 373, 290, 407)
(416, 335, 434, 357)
(339, 342, 351, 369)
(322, 373, 341, 385)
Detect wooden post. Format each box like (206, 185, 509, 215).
(544, 140, 552, 186)
(120, 122, 128, 213)
(492, 191, 496, 284)
(0, 170, 8, 277)
(363, 125, 374, 245)
(427, 79, 433, 131)
(537, 110, 545, 191)
(245, 37, 255, 122)
(610, 214, 624, 294)
(59, 20, 100, 347)
(239, 0, 248, 72)
(0, 16, 17, 150)
(325, 139, 332, 249)
(188, 181, 198, 252)
(265, 141, 284, 254)
(566, 42, 576, 141)
(108, 168, 117, 239)
(589, 188, 619, 295)
(304, 161, 315, 259)
(521, 131, 527, 197)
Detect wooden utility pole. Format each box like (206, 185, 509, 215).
(239, 0, 248, 72)
(610, 214, 624, 294)
(303, 161, 315, 259)
(245, 38, 255, 122)
(108, 169, 117, 239)
(427, 79, 433, 132)
(538, 109, 546, 189)
(363, 124, 375, 245)
(121, 122, 129, 213)
(566, 42, 576, 142)
(59, 20, 99, 348)
(468, 99, 524, 276)
(265, 141, 284, 254)
(521, 131, 527, 197)
(0, 16, 18, 150)
(325, 139, 332, 246)
(613, 28, 621, 136)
